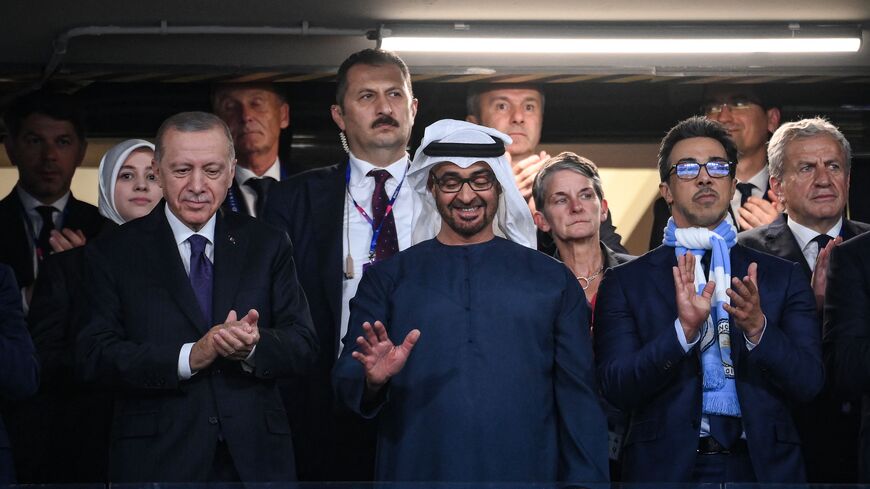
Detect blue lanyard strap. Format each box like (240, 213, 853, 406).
(345, 162, 409, 261)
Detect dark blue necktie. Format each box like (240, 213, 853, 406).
(812, 234, 833, 252)
(35, 205, 57, 260)
(736, 182, 755, 207)
(188, 234, 213, 325)
(244, 176, 276, 217)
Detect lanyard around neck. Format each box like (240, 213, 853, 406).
(345, 162, 408, 261)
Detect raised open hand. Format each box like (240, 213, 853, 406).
(811, 236, 842, 311)
(724, 262, 765, 342)
(351, 320, 420, 392)
(673, 251, 715, 342)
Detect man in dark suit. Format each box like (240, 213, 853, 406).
(824, 231, 870, 482)
(263, 48, 418, 481)
(0, 91, 105, 303)
(0, 263, 39, 484)
(76, 111, 317, 482)
(739, 117, 867, 483)
(213, 83, 290, 217)
(595, 116, 822, 483)
(649, 85, 782, 248)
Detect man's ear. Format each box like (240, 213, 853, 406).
(330, 105, 345, 132)
(659, 182, 673, 205)
(766, 107, 782, 134)
(466, 114, 479, 124)
(279, 102, 290, 130)
(600, 198, 609, 223)
(769, 176, 784, 204)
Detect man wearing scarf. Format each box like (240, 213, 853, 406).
(594, 116, 822, 483)
(333, 120, 609, 483)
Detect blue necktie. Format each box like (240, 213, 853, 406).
(188, 234, 213, 325)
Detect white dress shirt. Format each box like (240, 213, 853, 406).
(339, 152, 419, 355)
(16, 186, 70, 277)
(786, 216, 842, 271)
(730, 166, 770, 222)
(165, 206, 216, 380)
(234, 158, 281, 217)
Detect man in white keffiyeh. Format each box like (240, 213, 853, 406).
(594, 116, 823, 484)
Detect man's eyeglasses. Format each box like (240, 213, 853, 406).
(701, 96, 759, 116)
(668, 158, 734, 180)
(430, 171, 496, 193)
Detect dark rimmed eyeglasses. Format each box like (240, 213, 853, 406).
(668, 158, 734, 180)
(430, 171, 496, 193)
(701, 96, 760, 116)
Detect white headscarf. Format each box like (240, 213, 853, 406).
(409, 119, 537, 248)
(97, 139, 155, 225)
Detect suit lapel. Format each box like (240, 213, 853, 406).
(0, 190, 35, 286)
(142, 204, 210, 334)
(763, 216, 811, 278)
(727, 244, 757, 366)
(212, 211, 248, 326)
(648, 246, 680, 320)
(310, 162, 347, 343)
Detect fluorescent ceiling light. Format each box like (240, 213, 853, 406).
(380, 36, 861, 54)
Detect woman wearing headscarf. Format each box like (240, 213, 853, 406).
(97, 139, 159, 224)
(10, 140, 159, 484)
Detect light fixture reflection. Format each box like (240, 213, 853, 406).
(380, 36, 861, 54)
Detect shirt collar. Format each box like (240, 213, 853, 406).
(741, 166, 769, 190)
(787, 214, 843, 252)
(16, 185, 70, 213)
(348, 152, 409, 187)
(164, 204, 217, 246)
(234, 158, 281, 186)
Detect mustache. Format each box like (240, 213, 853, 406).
(693, 188, 718, 199)
(182, 194, 212, 203)
(449, 196, 486, 208)
(372, 116, 399, 129)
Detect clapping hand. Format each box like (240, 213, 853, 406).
(673, 251, 715, 342)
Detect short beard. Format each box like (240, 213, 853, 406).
(437, 196, 496, 238)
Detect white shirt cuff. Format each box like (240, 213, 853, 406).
(744, 315, 768, 350)
(241, 345, 257, 373)
(178, 342, 197, 380)
(675, 319, 703, 353)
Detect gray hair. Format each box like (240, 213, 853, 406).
(532, 151, 603, 212)
(154, 111, 235, 163)
(768, 117, 851, 180)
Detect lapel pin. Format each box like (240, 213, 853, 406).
(228, 235, 236, 245)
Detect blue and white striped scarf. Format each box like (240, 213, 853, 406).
(664, 218, 741, 418)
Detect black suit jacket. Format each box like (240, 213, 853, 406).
(0, 188, 105, 289)
(76, 203, 317, 482)
(738, 214, 870, 279)
(263, 161, 378, 481)
(740, 214, 870, 483)
(595, 244, 822, 482)
(0, 264, 39, 483)
(5, 236, 116, 483)
(824, 231, 870, 482)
